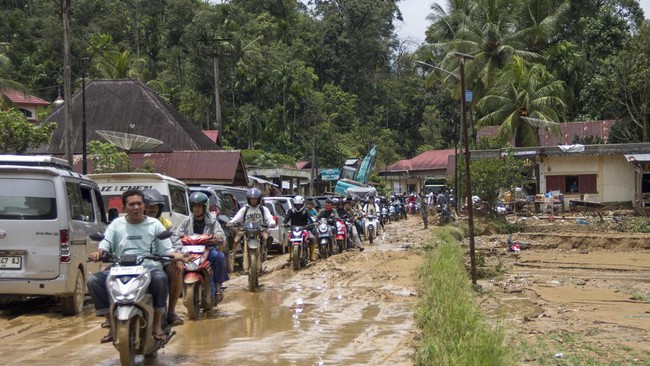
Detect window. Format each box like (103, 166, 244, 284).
(94, 189, 108, 224)
(67, 182, 95, 222)
(546, 174, 597, 194)
(0, 179, 57, 220)
(169, 185, 189, 216)
(220, 193, 235, 213)
(19, 108, 33, 119)
(642, 173, 650, 194)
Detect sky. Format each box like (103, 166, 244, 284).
(396, 0, 650, 47)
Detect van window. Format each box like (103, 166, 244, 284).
(169, 185, 189, 216)
(0, 179, 57, 220)
(220, 193, 235, 213)
(67, 182, 95, 222)
(102, 194, 170, 214)
(94, 189, 108, 224)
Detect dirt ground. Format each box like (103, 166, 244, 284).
(474, 211, 650, 365)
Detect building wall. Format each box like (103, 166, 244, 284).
(539, 155, 635, 204)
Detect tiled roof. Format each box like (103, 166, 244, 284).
(3, 88, 50, 106)
(386, 149, 455, 172)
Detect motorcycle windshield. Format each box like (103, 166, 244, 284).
(244, 221, 262, 234)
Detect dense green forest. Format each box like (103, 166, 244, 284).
(1, 0, 649, 168)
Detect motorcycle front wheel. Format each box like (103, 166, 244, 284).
(248, 249, 259, 292)
(116, 318, 137, 366)
(184, 282, 201, 320)
(369, 228, 375, 245)
(292, 245, 301, 270)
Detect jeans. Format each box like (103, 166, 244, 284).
(208, 248, 229, 297)
(87, 266, 168, 316)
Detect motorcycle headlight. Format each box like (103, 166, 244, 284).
(186, 260, 199, 271)
(108, 272, 150, 303)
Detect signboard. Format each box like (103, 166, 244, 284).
(321, 168, 340, 181)
(465, 90, 473, 102)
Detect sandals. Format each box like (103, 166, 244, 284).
(167, 313, 184, 326)
(153, 331, 167, 342)
(100, 319, 111, 329)
(100, 331, 113, 344)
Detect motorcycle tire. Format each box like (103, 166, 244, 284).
(369, 228, 375, 245)
(185, 282, 201, 320)
(248, 251, 259, 292)
(116, 318, 137, 366)
(226, 247, 235, 273)
(320, 243, 329, 259)
(337, 239, 344, 254)
(292, 246, 301, 270)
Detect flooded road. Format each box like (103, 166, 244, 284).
(0, 216, 430, 365)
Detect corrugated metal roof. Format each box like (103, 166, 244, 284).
(40, 80, 220, 154)
(4, 88, 50, 106)
(477, 120, 616, 146)
(625, 154, 650, 163)
(202, 130, 218, 142)
(385, 149, 455, 172)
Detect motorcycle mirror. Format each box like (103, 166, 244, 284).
(217, 214, 230, 223)
(89, 232, 105, 241)
(157, 230, 174, 240)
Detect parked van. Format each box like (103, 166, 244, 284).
(0, 155, 108, 315)
(88, 172, 190, 227)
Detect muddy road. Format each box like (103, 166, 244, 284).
(0, 216, 430, 366)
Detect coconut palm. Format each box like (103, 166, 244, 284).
(0, 44, 28, 109)
(476, 56, 566, 147)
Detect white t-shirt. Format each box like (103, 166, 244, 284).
(99, 216, 173, 268)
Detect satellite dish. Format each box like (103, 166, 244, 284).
(96, 130, 163, 152)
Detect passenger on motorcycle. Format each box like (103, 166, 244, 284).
(283, 195, 316, 260)
(88, 189, 189, 344)
(362, 195, 384, 233)
(343, 199, 364, 251)
(176, 192, 229, 303)
(143, 188, 184, 326)
(316, 198, 339, 237)
(226, 188, 276, 271)
(305, 199, 318, 217)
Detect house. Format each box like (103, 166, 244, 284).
(471, 143, 650, 209)
(379, 149, 456, 193)
(40, 79, 219, 154)
(3, 88, 51, 122)
(477, 120, 616, 146)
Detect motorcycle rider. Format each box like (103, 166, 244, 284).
(305, 199, 318, 217)
(226, 188, 277, 271)
(176, 192, 229, 303)
(362, 195, 384, 233)
(315, 198, 339, 252)
(343, 199, 364, 251)
(334, 197, 347, 218)
(87, 189, 188, 343)
(283, 195, 316, 261)
(143, 188, 184, 326)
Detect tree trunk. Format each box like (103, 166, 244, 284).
(213, 56, 222, 145)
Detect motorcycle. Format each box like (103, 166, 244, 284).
(380, 205, 390, 226)
(89, 231, 176, 366)
(407, 201, 418, 214)
(393, 202, 402, 221)
(363, 214, 379, 244)
(180, 234, 219, 320)
(315, 218, 334, 259)
(233, 221, 267, 292)
(288, 225, 311, 270)
(335, 217, 348, 254)
(438, 204, 454, 225)
(388, 204, 396, 222)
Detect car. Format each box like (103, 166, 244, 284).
(262, 199, 289, 255)
(0, 155, 108, 315)
(265, 196, 294, 214)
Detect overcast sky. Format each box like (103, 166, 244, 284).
(396, 0, 650, 47)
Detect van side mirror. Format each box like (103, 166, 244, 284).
(89, 233, 105, 241)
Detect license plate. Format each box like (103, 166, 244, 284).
(182, 245, 205, 253)
(109, 266, 145, 276)
(0, 256, 22, 269)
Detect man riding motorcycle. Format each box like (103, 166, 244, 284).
(362, 195, 384, 233)
(87, 189, 188, 343)
(226, 188, 276, 271)
(176, 192, 229, 303)
(143, 188, 184, 326)
(343, 199, 364, 251)
(283, 195, 316, 261)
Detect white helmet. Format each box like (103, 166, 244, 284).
(292, 195, 305, 212)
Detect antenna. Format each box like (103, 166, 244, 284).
(96, 130, 163, 152)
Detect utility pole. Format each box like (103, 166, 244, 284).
(456, 52, 477, 285)
(61, 0, 73, 165)
(213, 55, 222, 143)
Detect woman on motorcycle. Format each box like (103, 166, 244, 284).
(227, 188, 276, 271)
(176, 192, 229, 303)
(143, 188, 184, 326)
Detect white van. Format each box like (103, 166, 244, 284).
(88, 172, 190, 227)
(0, 155, 108, 315)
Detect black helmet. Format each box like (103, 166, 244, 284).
(189, 191, 209, 212)
(143, 188, 165, 218)
(246, 188, 262, 207)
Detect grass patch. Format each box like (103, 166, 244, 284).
(414, 226, 513, 366)
(630, 292, 650, 302)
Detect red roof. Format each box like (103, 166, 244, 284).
(296, 161, 309, 170)
(386, 149, 455, 172)
(202, 130, 219, 142)
(3, 88, 50, 106)
(477, 120, 616, 146)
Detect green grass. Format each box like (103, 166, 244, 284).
(414, 226, 513, 366)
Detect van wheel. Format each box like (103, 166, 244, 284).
(61, 269, 84, 316)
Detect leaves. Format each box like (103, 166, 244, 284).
(0, 109, 56, 154)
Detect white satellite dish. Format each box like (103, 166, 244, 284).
(96, 130, 163, 152)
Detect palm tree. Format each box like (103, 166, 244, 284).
(476, 56, 566, 147)
(513, 0, 569, 53)
(0, 44, 28, 109)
